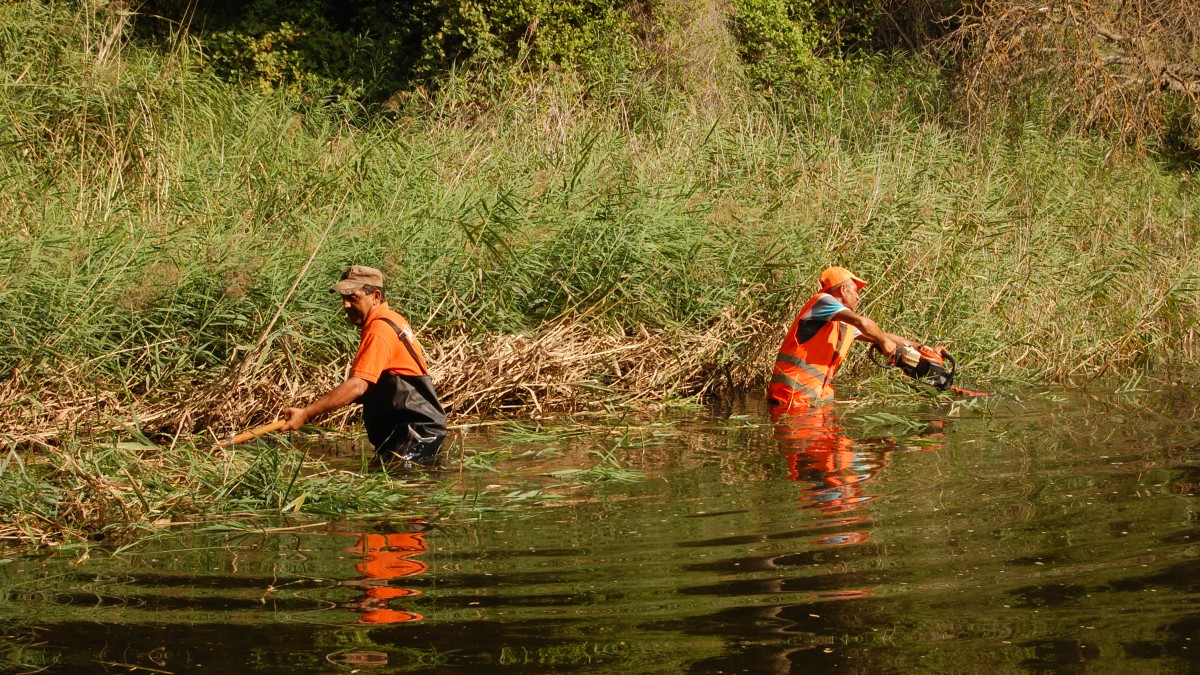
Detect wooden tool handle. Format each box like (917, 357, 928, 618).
(222, 419, 287, 447)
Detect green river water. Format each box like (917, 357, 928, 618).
(1, 390, 1198, 673)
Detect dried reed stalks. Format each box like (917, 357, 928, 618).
(0, 295, 780, 448)
(952, 0, 1200, 145)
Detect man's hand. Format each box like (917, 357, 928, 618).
(281, 407, 308, 432)
(878, 336, 897, 359)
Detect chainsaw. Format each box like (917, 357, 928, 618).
(869, 344, 990, 397)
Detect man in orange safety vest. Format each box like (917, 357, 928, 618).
(768, 266, 927, 412)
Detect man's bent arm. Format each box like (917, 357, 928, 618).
(281, 376, 370, 431)
(834, 309, 899, 357)
(840, 313, 947, 358)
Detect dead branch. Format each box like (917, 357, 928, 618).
(949, 0, 1200, 146)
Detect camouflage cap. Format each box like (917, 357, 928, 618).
(330, 265, 384, 294)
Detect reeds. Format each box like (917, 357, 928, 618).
(0, 436, 429, 548)
(1, 2, 1199, 451)
(952, 0, 1200, 150)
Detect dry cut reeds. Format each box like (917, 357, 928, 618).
(0, 288, 781, 447)
(434, 293, 776, 416)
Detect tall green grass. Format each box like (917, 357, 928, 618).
(0, 2, 1198, 444)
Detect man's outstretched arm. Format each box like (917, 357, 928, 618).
(281, 376, 370, 431)
(840, 311, 950, 359)
(834, 309, 901, 357)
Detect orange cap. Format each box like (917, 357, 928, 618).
(819, 266, 867, 292)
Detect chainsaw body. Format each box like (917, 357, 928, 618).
(871, 344, 956, 391)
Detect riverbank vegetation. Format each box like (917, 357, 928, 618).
(0, 416, 668, 548)
(0, 0, 1198, 547)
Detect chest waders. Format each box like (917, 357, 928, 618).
(357, 317, 447, 464)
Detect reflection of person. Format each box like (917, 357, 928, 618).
(340, 527, 429, 624)
(772, 406, 945, 534)
(772, 406, 889, 518)
(768, 266, 930, 413)
(281, 266, 446, 464)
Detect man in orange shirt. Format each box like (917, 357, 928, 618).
(281, 265, 446, 464)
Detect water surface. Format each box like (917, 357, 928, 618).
(2, 390, 1198, 673)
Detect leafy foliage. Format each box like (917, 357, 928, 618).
(727, 0, 827, 91)
(137, 0, 638, 105)
(133, 0, 909, 104)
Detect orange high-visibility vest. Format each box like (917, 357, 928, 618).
(768, 293, 856, 409)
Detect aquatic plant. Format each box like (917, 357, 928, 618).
(545, 450, 645, 484)
(497, 422, 593, 445)
(0, 436, 432, 548)
(848, 411, 929, 438)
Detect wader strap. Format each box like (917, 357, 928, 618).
(376, 317, 429, 376)
(825, 323, 855, 386)
(835, 323, 855, 358)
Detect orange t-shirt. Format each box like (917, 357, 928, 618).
(349, 303, 430, 383)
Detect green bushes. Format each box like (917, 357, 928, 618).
(407, 0, 638, 74)
(727, 0, 823, 91)
(137, 0, 641, 106)
(134, 0, 894, 105)
(726, 0, 886, 92)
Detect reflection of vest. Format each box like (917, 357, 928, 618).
(768, 293, 856, 407)
(353, 532, 429, 579)
(357, 318, 446, 459)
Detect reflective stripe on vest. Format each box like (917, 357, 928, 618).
(775, 351, 827, 381)
(770, 292, 855, 403)
(770, 372, 827, 401)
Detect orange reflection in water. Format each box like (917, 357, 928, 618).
(771, 405, 891, 521)
(339, 525, 429, 624)
(769, 405, 890, 601)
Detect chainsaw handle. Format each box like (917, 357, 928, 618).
(940, 349, 957, 376)
(868, 343, 893, 369)
(869, 343, 958, 374)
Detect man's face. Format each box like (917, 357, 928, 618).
(340, 289, 378, 326)
(838, 280, 861, 311)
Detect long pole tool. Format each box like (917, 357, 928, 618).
(217, 419, 286, 450)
